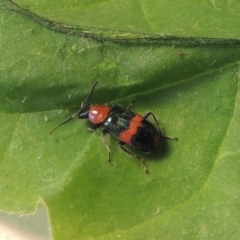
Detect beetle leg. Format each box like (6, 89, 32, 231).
(101, 129, 111, 162)
(144, 112, 161, 132)
(118, 141, 149, 173)
(127, 100, 136, 110)
(161, 135, 178, 141)
(88, 124, 102, 132)
(144, 112, 178, 141)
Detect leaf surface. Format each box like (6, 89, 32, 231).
(0, 1, 240, 239)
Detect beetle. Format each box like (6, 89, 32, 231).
(49, 81, 177, 173)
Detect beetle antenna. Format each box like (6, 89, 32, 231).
(82, 81, 99, 105)
(49, 113, 78, 135)
(49, 81, 99, 135)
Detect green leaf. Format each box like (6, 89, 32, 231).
(0, 1, 240, 239)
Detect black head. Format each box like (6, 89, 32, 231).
(49, 81, 99, 135)
(77, 103, 90, 119)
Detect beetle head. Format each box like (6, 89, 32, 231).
(77, 100, 90, 119)
(49, 81, 99, 135)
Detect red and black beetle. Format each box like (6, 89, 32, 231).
(50, 81, 177, 173)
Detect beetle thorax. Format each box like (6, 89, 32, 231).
(89, 105, 111, 124)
